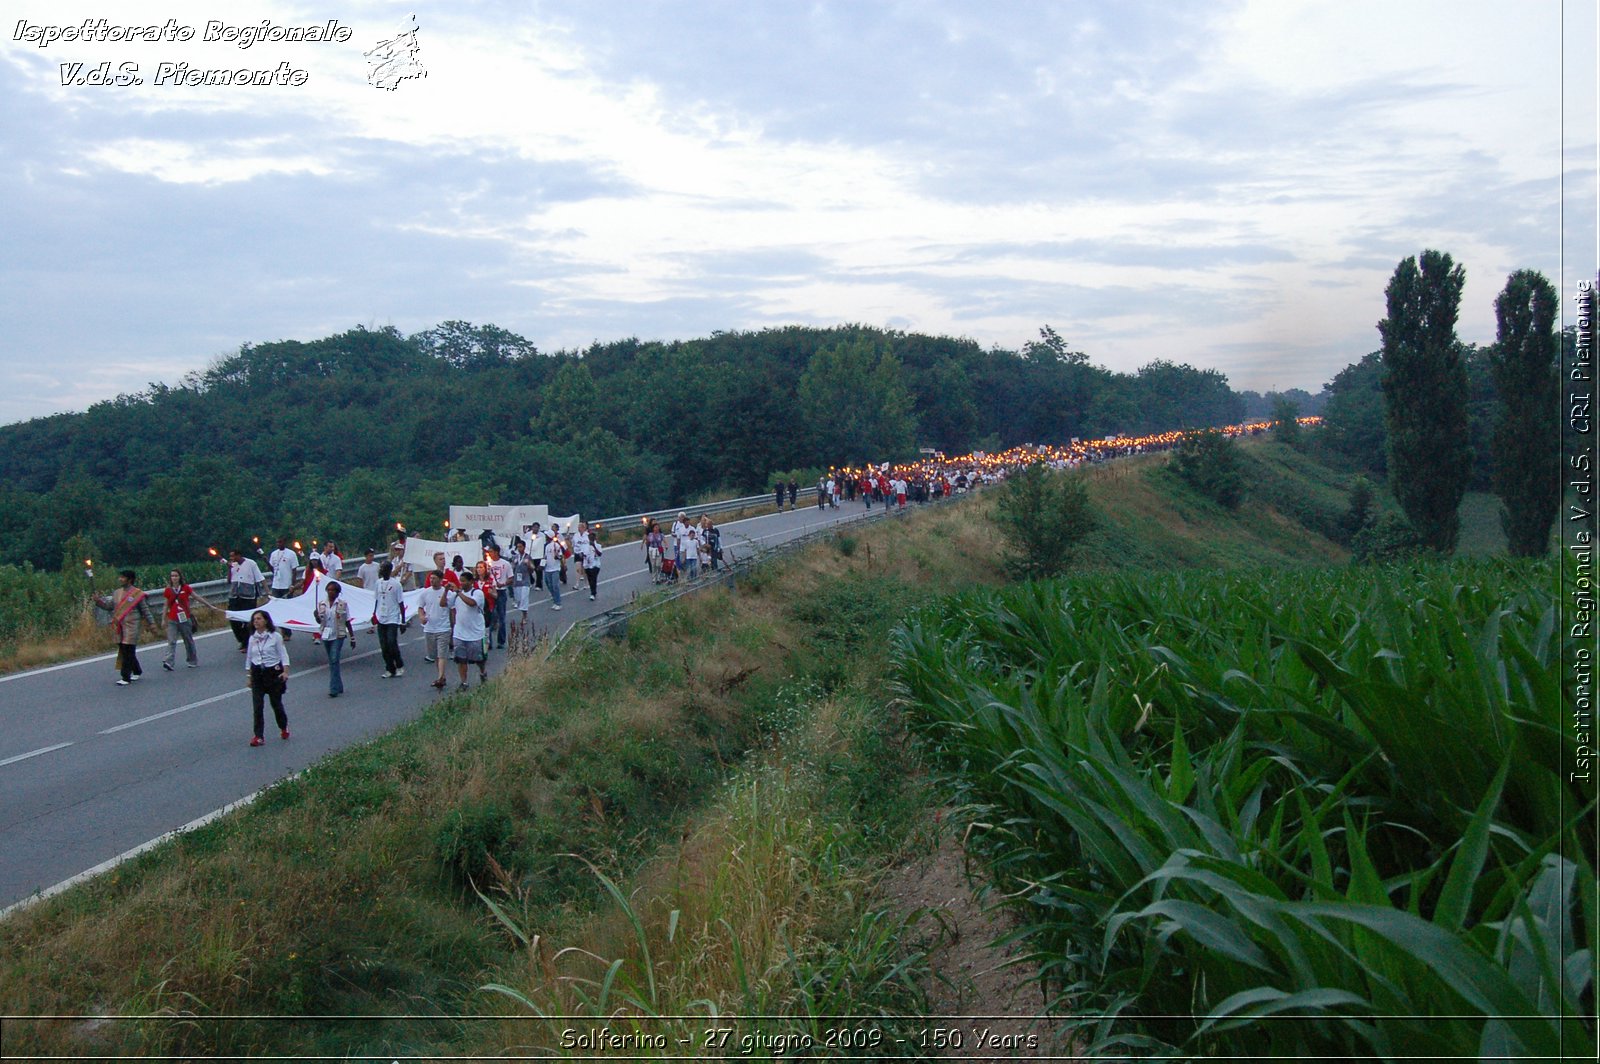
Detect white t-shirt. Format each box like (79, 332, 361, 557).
(420, 586, 453, 633)
(268, 548, 298, 590)
(375, 577, 405, 624)
(356, 561, 381, 589)
(542, 536, 563, 570)
(447, 588, 486, 642)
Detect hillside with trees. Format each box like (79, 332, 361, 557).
(0, 323, 1255, 569)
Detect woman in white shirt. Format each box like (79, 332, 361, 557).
(245, 610, 290, 746)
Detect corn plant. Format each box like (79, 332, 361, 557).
(894, 558, 1595, 1059)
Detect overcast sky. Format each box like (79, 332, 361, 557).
(1, 1, 1594, 425)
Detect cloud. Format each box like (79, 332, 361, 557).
(0, 0, 1588, 424)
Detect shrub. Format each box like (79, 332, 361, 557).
(1344, 474, 1377, 540)
(434, 801, 517, 888)
(992, 463, 1096, 579)
(1351, 511, 1423, 563)
(1171, 430, 1245, 508)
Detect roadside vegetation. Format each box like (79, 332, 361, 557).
(2, 436, 1549, 1060)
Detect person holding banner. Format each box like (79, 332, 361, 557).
(226, 549, 265, 652)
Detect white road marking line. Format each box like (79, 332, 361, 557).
(0, 742, 73, 767)
(99, 689, 244, 734)
(0, 777, 298, 921)
(99, 644, 389, 735)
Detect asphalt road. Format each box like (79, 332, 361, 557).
(0, 497, 894, 912)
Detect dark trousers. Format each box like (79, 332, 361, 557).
(116, 642, 142, 682)
(250, 666, 287, 738)
(585, 566, 600, 596)
(491, 591, 508, 646)
(228, 595, 255, 647)
(378, 622, 404, 673)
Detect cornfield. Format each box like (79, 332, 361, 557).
(894, 559, 1595, 1060)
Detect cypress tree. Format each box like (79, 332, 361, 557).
(1490, 269, 1559, 556)
(1377, 250, 1470, 552)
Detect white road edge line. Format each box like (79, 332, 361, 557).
(0, 775, 300, 922)
(0, 742, 73, 768)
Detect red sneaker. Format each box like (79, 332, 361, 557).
(249, 736, 265, 747)
(280, 729, 291, 741)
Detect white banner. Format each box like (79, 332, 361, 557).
(226, 569, 436, 632)
(547, 513, 581, 535)
(402, 536, 484, 571)
(447, 504, 549, 537)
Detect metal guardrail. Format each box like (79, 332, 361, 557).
(597, 487, 819, 530)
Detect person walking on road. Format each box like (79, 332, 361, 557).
(355, 549, 381, 590)
(541, 529, 564, 610)
(575, 520, 603, 600)
(160, 568, 207, 670)
(486, 546, 513, 648)
(446, 570, 488, 689)
(417, 570, 453, 688)
(267, 537, 299, 639)
(314, 580, 355, 697)
(245, 610, 290, 746)
(374, 561, 406, 678)
(268, 538, 299, 598)
(226, 549, 265, 651)
(97, 569, 157, 686)
(787, 479, 798, 509)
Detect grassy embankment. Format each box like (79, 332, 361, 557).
(0, 439, 1439, 1058)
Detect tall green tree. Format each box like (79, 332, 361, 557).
(533, 359, 600, 440)
(1270, 395, 1302, 448)
(796, 339, 916, 463)
(1377, 250, 1471, 552)
(1318, 352, 1388, 475)
(1490, 269, 1559, 556)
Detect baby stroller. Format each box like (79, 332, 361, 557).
(659, 556, 678, 584)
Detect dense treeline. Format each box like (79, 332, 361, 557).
(0, 322, 1262, 569)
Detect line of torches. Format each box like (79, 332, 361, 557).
(191, 418, 1321, 562)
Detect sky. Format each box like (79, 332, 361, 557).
(0, 0, 1594, 425)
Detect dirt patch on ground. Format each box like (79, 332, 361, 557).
(879, 819, 1077, 1060)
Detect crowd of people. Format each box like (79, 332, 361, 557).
(100, 418, 1304, 747)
